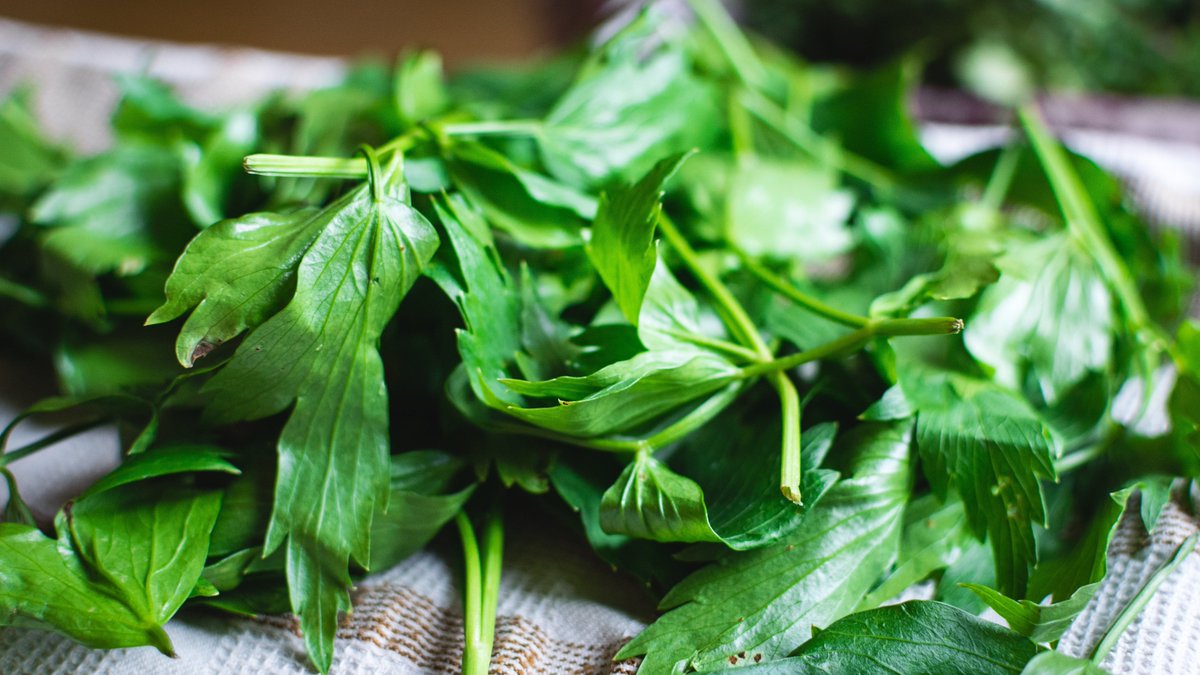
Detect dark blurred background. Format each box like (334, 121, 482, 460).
(0, 0, 1197, 98)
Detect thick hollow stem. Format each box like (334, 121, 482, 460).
(738, 317, 963, 381)
(455, 512, 486, 675)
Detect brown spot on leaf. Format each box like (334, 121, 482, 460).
(754, 654, 762, 663)
(190, 340, 219, 365)
(729, 656, 738, 665)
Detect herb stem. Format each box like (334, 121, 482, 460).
(663, 329, 761, 363)
(440, 120, 543, 138)
(980, 142, 1021, 215)
(658, 212, 804, 503)
(737, 252, 869, 328)
(455, 511, 486, 675)
(0, 418, 108, 468)
(738, 317, 964, 380)
(0, 277, 49, 308)
(686, 0, 768, 90)
(243, 154, 369, 179)
(479, 503, 504, 667)
(739, 89, 896, 192)
(1018, 106, 1152, 336)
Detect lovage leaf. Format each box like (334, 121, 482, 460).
(965, 234, 1114, 405)
(0, 482, 220, 654)
(894, 369, 1056, 596)
(741, 601, 1039, 674)
(963, 581, 1098, 644)
(368, 451, 476, 572)
(498, 350, 739, 437)
(147, 201, 346, 367)
(619, 420, 913, 672)
(600, 452, 720, 545)
(79, 444, 240, 499)
(600, 419, 839, 549)
(429, 193, 522, 406)
(200, 179, 439, 671)
(538, 14, 718, 188)
(587, 152, 691, 324)
(31, 144, 185, 276)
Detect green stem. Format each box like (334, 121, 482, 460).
(980, 142, 1021, 215)
(0, 277, 49, 308)
(1090, 534, 1198, 664)
(1018, 106, 1152, 334)
(663, 329, 761, 363)
(456, 502, 505, 675)
(739, 89, 897, 192)
(686, 0, 768, 90)
(455, 511, 486, 675)
(738, 317, 964, 380)
(0, 418, 108, 468)
(658, 214, 763, 351)
(657, 213, 804, 503)
(737, 252, 869, 328)
(243, 154, 369, 179)
(440, 120, 543, 138)
(479, 504, 504, 667)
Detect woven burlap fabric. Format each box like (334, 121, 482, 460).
(2, 15, 1200, 675)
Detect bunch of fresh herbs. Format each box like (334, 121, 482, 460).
(0, 2, 1197, 673)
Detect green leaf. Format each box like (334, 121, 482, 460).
(146, 203, 334, 367)
(498, 350, 739, 437)
(586, 152, 690, 324)
(636, 258, 718, 353)
(64, 484, 222, 644)
(539, 22, 719, 189)
(111, 75, 216, 144)
(964, 582, 1098, 644)
(1021, 651, 1111, 675)
(1, 469, 35, 526)
(79, 444, 240, 499)
(0, 523, 172, 651)
(447, 143, 588, 249)
(859, 495, 972, 609)
(0, 482, 220, 653)
(0, 87, 66, 204)
(619, 421, 913, 672)
(549, 453, 687, 590)
(965, 234, 1114, 404)
(600, 451, 720, 544)
(200, 180, 438, 672)
(725, 155, 855, 262)
(811, 59, 938, 173)
(430, 193, 523, 406)
(368, 451, 475, 572)
(741, 601, 1039, 674)
(898, 367, 1055, 596)
(179, 109, 259, 227)
(394, 50, 449, 125)
(669, 415, 839, 550)
(31, 144, 185, 276)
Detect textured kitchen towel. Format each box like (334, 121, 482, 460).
(1058, 485, 1200, 675)
(2, 15, 1200, 675)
